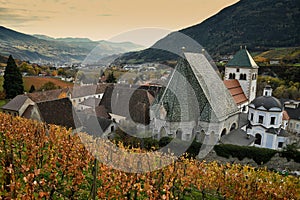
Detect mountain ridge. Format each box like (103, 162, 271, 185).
(114, 0, 300, 64)
(0, 26, 144, 64)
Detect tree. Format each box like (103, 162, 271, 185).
(3, 55, 24, 99)
(29, 85, 35, 93)
(106, 72, 116, 83)
(39, 81, 60, 91)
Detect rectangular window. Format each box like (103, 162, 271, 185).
(270, 117, 276, 125)
(250, 113, 254, 121)
(258, 115, 264, 124)
(278, 142, 283, 148)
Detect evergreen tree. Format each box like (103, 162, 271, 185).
(106, 72, 117, 83)
(3, 55, 24, 99)
(29, 85, 35, 93)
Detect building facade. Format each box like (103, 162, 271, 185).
(246, 86, 289, 150)
(150, 52, 240, 146)
(224, 47, 259, 107)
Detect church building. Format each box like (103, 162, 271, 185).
(245, 86, 290, 150)
(150, 51, 240, 148)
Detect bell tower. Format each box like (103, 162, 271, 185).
(224, 46, 259, 103)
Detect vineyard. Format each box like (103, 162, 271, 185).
(0, 112, 299, 199)
(22, 77, 73, 92)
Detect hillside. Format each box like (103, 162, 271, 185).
(0, 26, 144, 64)
(0, 112, 299, 199)
(114, 0, 300, 64)
(254, 47, 300, 65)
(22, 77, 73, 91)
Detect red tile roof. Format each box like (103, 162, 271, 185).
(27, 88, 69, 103)
(282, 110, 290, 120)
(224, 80, 248, 105)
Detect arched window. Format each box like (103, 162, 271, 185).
(240, 74, 247, 80)
(221, 129, 227, 137)
(176, 129, 182, 139)
(229, 73, 233, 79)
(255, 134, 262, 145)
(197, 130, 205, 143)
(160, 127, 167, 138)
(233, 73, 236, 79)
(230, 123, 237, 131)
(239, 74, 243, 80)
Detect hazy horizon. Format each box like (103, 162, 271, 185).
(0, 0, 239, 46)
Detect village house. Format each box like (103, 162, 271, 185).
(1, 88, 77, 129)
(68, 83, 111, 108)
(284, 100, 300, 135)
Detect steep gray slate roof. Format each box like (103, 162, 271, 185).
(226, 49, 259, 69)
(153, 52, 238, 122)
(1, 95, 28, 111)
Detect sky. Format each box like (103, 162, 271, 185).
(0, 0, 239, 46)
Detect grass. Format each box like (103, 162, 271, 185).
(23, 76, 73, 92)
(0, 100, 8, 107)
(256, 47, 300, 60)
(0, 76, 3, 92)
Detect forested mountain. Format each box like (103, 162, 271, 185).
(114, 0, 300, 64)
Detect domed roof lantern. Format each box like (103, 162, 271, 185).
(263, 85, 273, 96)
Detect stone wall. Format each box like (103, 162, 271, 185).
(200, 150, 300, 171)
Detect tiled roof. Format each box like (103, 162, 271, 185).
(99, 85, 155, 125)
(224, 80, 248, 105)
(79, 97, 101, 107)
(84, 105, 111, 119)
(36, 98, 79, 129)
(282, 110, 290, 121)
(1, 95, 29, 111)
(27, 88, 69, 103)
(22, 105, 34, 119)
(70, 84, 111, 98)
(284, 107, 300, 120)
(226, 49, 259, 69)
(82, 116, 112, 137)
(152, 52, 239, 123)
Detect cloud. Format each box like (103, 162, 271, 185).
(97, 14, 113, 17)
(0, 7, 50, 24)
